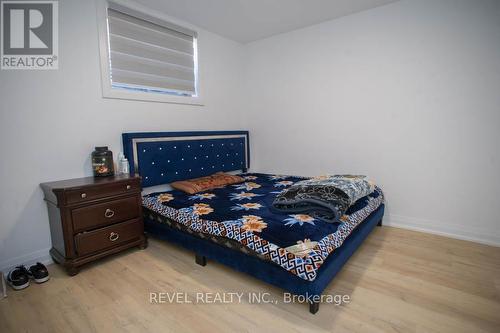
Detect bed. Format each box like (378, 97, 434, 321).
(122, 131, 384, 314)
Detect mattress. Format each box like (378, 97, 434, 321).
(142, 173, 384, 281)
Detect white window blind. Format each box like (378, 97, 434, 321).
(106, 3, 198, 97)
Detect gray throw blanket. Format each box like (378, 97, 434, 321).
(272, 175, 375, 223)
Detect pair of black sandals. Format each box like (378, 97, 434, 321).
(7, 263, 50, 290)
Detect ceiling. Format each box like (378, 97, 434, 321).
(135, 0, 399, 43)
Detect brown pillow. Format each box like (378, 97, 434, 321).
(171, 172, 244, 194)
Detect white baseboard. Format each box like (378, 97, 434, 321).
(386, 214, 500, 247)
(0, 248, 53, 274)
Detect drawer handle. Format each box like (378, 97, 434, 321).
(109, 232, 119, 242)
(81, 193, 87, 199)
(126, 185, 131, 190)
(104, 209, 115, 218)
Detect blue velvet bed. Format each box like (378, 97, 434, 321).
(122, 131, 384, 314)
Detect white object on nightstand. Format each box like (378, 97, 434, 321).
(118, 153, 130, 175)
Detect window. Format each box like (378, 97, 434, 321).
(97, 1, 201, 105)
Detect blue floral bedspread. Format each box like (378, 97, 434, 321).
(142, 173, 384, 281)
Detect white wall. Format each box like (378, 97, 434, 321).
(0, 0, 245, 270)
(244, 0, 500, 245)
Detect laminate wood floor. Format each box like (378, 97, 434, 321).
(1, 226, 499, 333)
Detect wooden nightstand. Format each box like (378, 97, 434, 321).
(40, 175, 147, 276)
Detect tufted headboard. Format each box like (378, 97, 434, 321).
(122, 131, 250, 188)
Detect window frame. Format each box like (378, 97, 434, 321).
(96, 0, 203, 105)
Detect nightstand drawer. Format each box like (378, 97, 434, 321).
(72, 196, 140, 232)
(75, 219, 143, 256)
(65, 181, 140, 204)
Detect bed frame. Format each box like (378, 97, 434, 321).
(122, 131, 384, 314)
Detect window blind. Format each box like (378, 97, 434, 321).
(106, 3, 197, 96)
